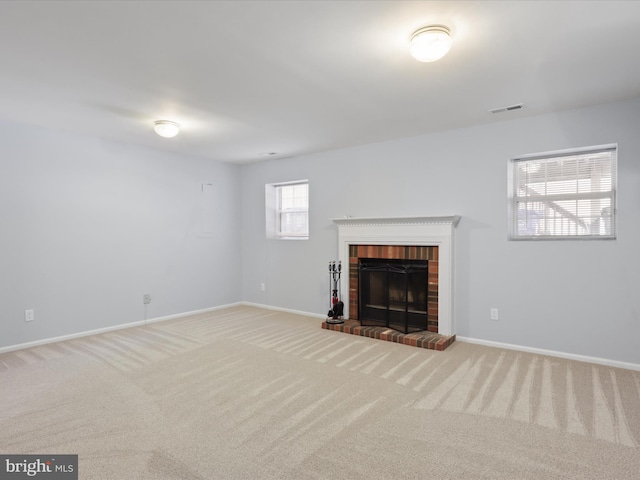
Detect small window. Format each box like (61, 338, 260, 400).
(508, 144, 617, 240)
(265, 180, 309, 239)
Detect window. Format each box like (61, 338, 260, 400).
(265, 180, 309, 239)
(508, 144, 616, 240)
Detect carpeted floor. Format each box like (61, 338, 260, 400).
(1, 305, 639, 479)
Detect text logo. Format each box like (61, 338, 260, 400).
(0, 455, 77, 479)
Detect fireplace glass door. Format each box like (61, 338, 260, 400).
(358, 259, 429, 333)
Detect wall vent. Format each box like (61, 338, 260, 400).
(489, 103, 524, 114)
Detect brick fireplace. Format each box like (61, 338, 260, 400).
(349, 245, 439, 332)
(326, 216, 460, 349)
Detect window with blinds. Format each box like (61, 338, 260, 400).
(276, 182, 309, 238)
(509, 145, 617, 240)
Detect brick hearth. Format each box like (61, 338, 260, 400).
(322, 319, 456, 351)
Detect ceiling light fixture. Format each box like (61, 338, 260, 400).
(410, 25, 452, 63)
(154, 120, 180, 138)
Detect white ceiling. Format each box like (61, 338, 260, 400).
(1, 0, 640, 164)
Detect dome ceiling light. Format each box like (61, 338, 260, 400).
(410, 25, 453, 63)
(154, 120, 180, 138)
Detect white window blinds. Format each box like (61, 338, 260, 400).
(509, 145, 617, 239)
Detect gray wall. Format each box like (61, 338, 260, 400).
(241, 98, 640, 365)
(2, 98, 638, 365)
(0, 121, 242, 349)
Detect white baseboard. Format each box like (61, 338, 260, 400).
(456, 336, 640, 372)
(241, 301, 327, 319)
(0, 302, 242, 355)
(144, 302, 242, 324)
(5, 302, 637, 372)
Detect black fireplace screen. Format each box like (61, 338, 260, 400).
(358, 258, 429, 334)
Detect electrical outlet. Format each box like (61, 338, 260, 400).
(25, 309, 34, 322)
(143, 294, 151, 305)
(260, 283, 266, 292)
(490, 308, 499, 321)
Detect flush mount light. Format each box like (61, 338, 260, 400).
(154, 120, 180, 138)
(410, 25, 452, 62)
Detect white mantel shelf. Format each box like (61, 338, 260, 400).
(332, 215, 460, 336)
(331, 216, 461, 227)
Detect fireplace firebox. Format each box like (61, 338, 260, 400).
(359, 258, 429, 334)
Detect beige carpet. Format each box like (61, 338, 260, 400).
(1, 305, 639, 479)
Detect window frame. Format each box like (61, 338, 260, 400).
(265, 180, 309, 240)
(508, 144, 617, 241)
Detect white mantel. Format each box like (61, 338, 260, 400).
(332, 216, 460, 336)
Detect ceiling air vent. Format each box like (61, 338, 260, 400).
(489, 103, 524, 114)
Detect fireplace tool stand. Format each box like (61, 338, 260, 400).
(326, 260, 344, 324)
